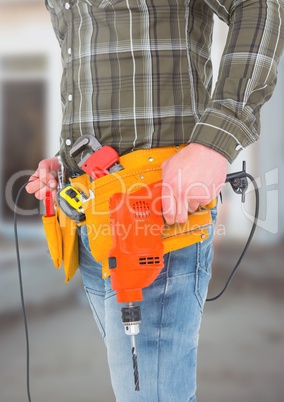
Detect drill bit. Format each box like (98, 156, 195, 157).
(130, 334, 140, 391)
(121, 303, 141, 391)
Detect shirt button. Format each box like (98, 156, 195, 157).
(68, 48, 72, 55)
(68, 94, 73, 101)
(66, 139, 72, 146)
(65, 3, 70, 9)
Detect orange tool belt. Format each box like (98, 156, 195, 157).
(42, 145, 216, 283)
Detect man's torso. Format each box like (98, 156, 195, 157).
(45, 0, 214, 170)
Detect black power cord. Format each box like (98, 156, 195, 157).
(13, 180, 34, 402)
(207, 162, 260, 301)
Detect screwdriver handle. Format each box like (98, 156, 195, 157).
(45, 190, 55, 217)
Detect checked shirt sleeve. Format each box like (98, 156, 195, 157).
(190, 0, 284, 163)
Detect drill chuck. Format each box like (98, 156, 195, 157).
(121, 304, 141, 331)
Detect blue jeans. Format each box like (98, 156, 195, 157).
(78, 207, 217, 402)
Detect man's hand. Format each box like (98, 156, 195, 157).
(161, 143, 227, 224)
(25, 157, 61, 201)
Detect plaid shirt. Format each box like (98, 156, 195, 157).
(46, 0, 284, 171)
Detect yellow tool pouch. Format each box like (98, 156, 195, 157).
(42, 206, 79, 282)
(68, 145, 216, 280)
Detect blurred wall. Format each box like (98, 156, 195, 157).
(0, 2, 283, 243)
(211, 17, 284, 245)
(0, 1, 61, 236)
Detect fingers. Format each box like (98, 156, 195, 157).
(162, 181, 211, 224)
(34, 181, 57, 201)
(161, 144, 227, 225)
(162, 166, 211, 225)
(161, 183, 177, 225)
(26, 175, 57, 200)
(25, 159, 59, 200)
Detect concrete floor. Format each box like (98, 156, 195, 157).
(1, 235, 284, 402)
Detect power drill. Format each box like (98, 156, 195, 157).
(108, 182, 165, 391)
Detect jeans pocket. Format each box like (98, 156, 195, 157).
(195, 240, 213, 312)
(199, 204, 217, 276)
(80, 224, 91, 252)
(84, 286, 106, 339)
(199, 237, 214, 276)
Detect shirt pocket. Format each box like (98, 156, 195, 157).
(45, 0, 63, 13)
(45, 0, 66, 43)
(83, 0, 125, 9)
(45, 0, 53, 9)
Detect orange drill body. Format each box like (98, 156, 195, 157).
(108, 182, 165, 303)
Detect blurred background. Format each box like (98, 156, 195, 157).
(0, 1, 283, 401)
